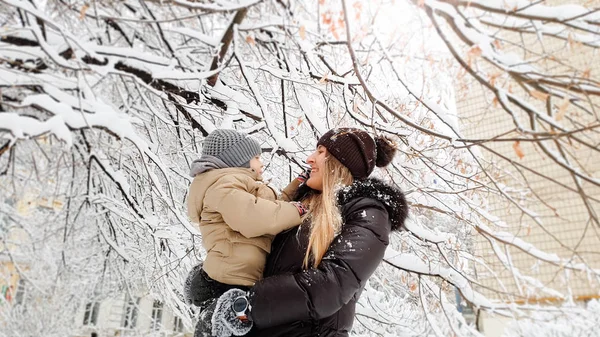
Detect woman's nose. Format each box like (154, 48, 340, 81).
(306, 153, 315, 164)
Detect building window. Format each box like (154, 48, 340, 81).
(83, 301, 100, 326)
(173, 315, 184, 333)
(151, 300, 163, 331)
(122, 296, 140, 329)
(14, 279, 26, 305)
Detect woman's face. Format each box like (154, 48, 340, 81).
(306, 145, 328, 191)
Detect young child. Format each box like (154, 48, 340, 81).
(185, 129, 306, 307)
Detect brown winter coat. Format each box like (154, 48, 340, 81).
(187, 167, 302, 286)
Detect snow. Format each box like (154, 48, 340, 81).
(12, 88, 196, 237)
(96, 155, 132, 194)
(488, 239, 566, 299)
(0, 69, 80, 90)
(405, 219, 453, 244)
(233, 29, 299, 153)
(153, 69, 219, 80)
(424, 278, 485, 337)
(171, 0, 261, 11)
(165, 27, 220, 46)
(377, 36, 459, 140)
(97, 209, 134, 262)
(478, 223, 600, 274)
(466, 0, 600, 23)
(85, 44, 171, 66)
(238, 16, 287, 31)
(407, 80, 461, 138)
(29, 23, 77, 70)
(538, 142, 600, 186)
(238, 121, 266, 134)
(384, 248, 497, 309)
(503, 300, 600, 337)
(428, 0, 539, 76)
(496, 89, 527, 130)
(5, 0, 101, 59)
(209, 81, 262, 120)
(0, 113, 72, 146)
(576, 83, 600, 95)
(3, 0, 599, 335)
(0, 43, 49, 60)
(480, 16, 600, 48)
(2, 27, 65, 47)
(43, 84, 97, 113)
(292, 82, 327, 136)
(19, 93, 139, 141)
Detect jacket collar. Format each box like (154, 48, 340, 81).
(337, 178, 408, 231)
(294, 178, 408, 231)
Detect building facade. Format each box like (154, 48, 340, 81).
(72, 293, 191, 337)
(453, 1, 600, 336)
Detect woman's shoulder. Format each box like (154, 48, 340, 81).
(337, 178, 409, 231)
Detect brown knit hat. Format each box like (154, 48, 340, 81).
(317, 128, 397, 179)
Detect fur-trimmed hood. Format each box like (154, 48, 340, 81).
(294, 178, 409, 231)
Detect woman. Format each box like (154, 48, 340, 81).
(194, 127, 409, 337)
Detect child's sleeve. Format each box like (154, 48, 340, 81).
(279, 179, 302, 202)
(204, 176, 302, 238)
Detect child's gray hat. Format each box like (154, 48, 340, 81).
(201, 129, 262, 168)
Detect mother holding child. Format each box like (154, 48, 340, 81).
(185, 127, 409, 337)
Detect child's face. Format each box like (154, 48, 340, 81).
(305, 145, 328, 191)
(249, 155, 264, 176)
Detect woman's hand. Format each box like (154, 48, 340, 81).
(297, 168, 311, 183)
(210, 288, 253, 337)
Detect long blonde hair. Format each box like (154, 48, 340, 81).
(302, 155, 353, 269)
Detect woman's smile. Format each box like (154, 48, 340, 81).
(306, 146, 328, 191)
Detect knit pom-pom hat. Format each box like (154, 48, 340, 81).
(316, 128, 397, 179)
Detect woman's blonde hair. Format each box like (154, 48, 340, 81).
(302, 155, 353, 269)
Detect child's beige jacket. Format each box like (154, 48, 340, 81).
(188, 167, 301, 286)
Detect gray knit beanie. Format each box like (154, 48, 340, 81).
(201, 129, 262, 168)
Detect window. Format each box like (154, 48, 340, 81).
(173, 316, 184, 333)
(14, 279, 26, 305)
(122, 296, 140, 329)
(150, 300, 163, 331)
(83, 301, 100, 326)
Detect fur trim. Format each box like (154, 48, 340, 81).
(338, 178, 408, 231)
(212, 289, 252, 337)
(294, 179, 408, 231)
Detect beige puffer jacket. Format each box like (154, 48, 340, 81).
(187, 167, 301, 286)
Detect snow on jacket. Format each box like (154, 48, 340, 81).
(246, 178, 409, 337)
(187, 167, 302, 286)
